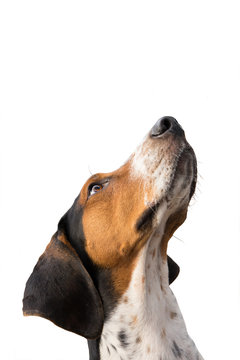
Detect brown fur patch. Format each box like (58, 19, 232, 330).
(136, 336, 141, 344)
(130, 315, 138, 326)
(170, 312, 177, 319)
(82, 162, 153, 295)
(161, 208, 188, 259)
(79, 139, 191, 296)
(45, 233, 78, 261)
(57, 232, 78, 256)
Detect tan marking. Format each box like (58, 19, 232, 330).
(111, 250, 140, 295)
(161, 208, 188, 259)
(152, 248, 156, 259)
(123, 296, 128, 304)
(170, 312, 177, 319)
(142, 276, 145, 284)
(82, 162, 153, 295)
(130, 315, 138, 326)
(57, 232, 78, 256)
(45, 233, 78, 261)
(83, 163, 152, 267)
(147, 345, 151, 353)
(23, 310, 43, 318)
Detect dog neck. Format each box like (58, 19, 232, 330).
(99, 222, 202, 360)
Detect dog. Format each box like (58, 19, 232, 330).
(23, 116, 203, 360)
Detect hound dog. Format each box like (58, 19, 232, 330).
(23, 117, 204, 360)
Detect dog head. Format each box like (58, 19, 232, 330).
(23, 116, 197, 339)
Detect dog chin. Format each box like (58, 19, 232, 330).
(150, 150, 197, 232)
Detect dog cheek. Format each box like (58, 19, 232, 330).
(82, 203, 118, 266)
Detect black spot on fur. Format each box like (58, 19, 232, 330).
(172, 341, 182, 358)
(118, 329, 129, 347)
(136, 336, 141, 344)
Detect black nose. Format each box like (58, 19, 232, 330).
(150, 116, 184, 138)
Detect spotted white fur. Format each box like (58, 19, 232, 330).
(131, 133, 188, 207)
(100, 132, 203, 360)
(100, 205, 203, 360)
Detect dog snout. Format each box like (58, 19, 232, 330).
(150, 116, 185, 138)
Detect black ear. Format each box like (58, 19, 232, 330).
(23, 232, 104, 339)
(167, 256, 180, 284)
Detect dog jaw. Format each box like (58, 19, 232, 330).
(131, 129, 197, 232)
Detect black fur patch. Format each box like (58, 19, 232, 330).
(118, 329, 129, 347)
(58, 196, 118, 318)
(88, 339, 101, 360)
(135, 204, 157, 231)
(172, 340, 182, 358)
(56, 196, 120, 357)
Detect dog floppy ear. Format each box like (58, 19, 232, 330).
(167, 256, 180, 284)
(23, 231, 104, 339)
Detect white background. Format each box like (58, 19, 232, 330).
(0, 1, 240, 359)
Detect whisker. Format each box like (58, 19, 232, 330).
(88, 165, 93, 175)
(148, 203, 158, 215)
(173, 235, 184, 243)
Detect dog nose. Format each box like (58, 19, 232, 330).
(150, 116, 185, 138)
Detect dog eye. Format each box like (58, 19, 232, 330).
(88, 184, 104, 197)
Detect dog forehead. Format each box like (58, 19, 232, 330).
(77, 173, 108, 206)
(78, 161, 135, 204)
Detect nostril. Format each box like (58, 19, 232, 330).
(151, 116, 175, 137)
(151, 116, 185, 138)
(159, 118, 171, 135)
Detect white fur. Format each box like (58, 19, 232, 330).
(131, 133, 187, 207)
(99, 133, 203, 359)
(100, 203, 203, 360)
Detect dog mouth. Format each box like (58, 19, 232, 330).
(136, 144, 197, 233)
(168, 144, 197, 200)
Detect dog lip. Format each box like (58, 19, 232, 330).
(169, 144, 197, 200)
